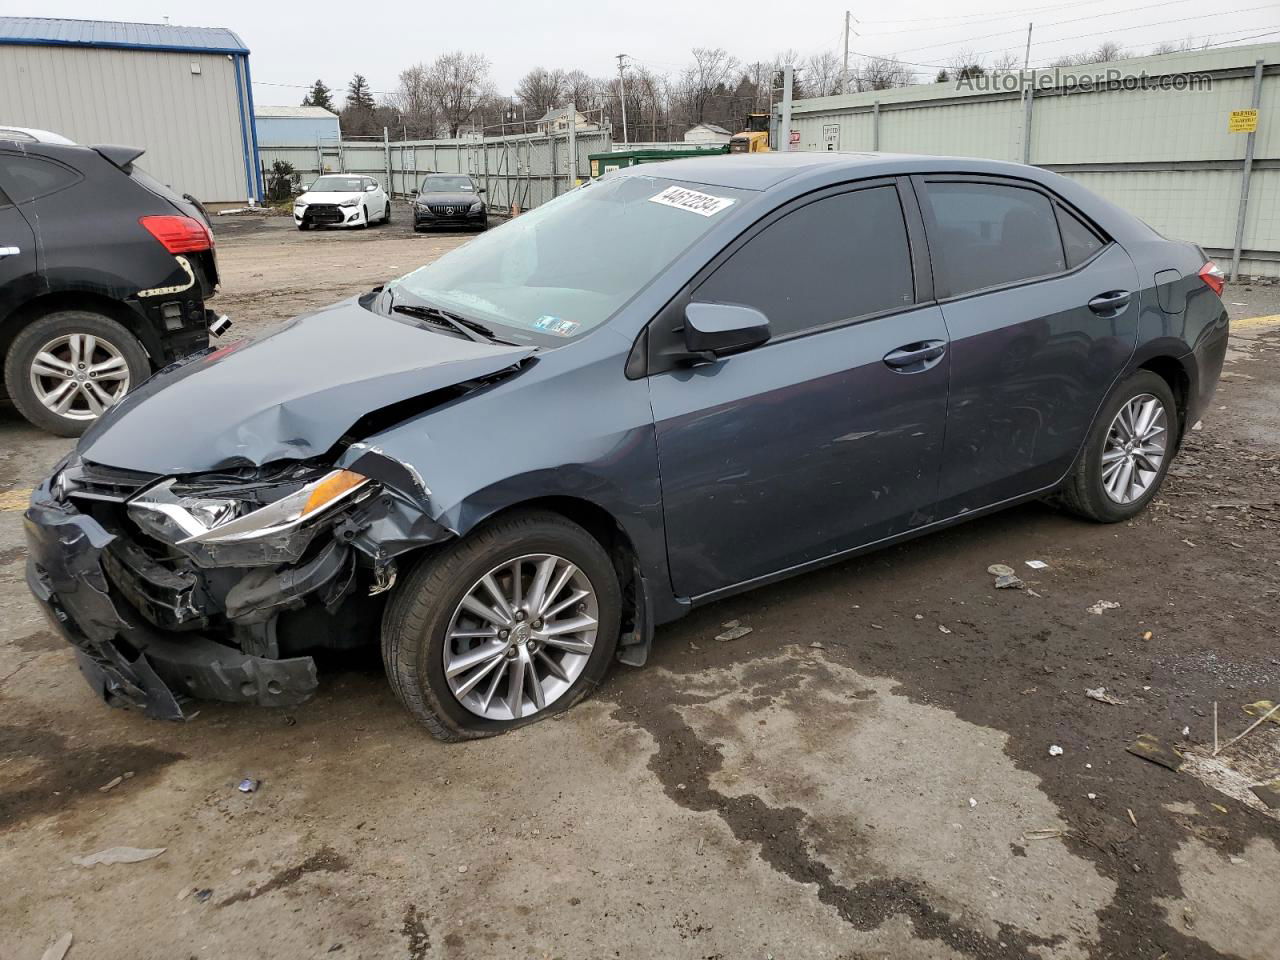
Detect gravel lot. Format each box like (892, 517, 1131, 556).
(2, 205, 1278, 960)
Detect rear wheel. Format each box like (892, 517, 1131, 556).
(381, 510, 620, 740)
(4, 310, 149, 437)
(1059, 370, 1177, 522)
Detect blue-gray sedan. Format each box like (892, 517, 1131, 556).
(25, 152, 1228, 739)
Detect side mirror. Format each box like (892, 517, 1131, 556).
(477, 186, 486, 194)
(410, 189, 419, 197)
(683, 302, 771, 359)
(365, 183, 378, 192)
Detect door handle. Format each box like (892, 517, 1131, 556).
(0, 246, 20, 257)
(1088, 290, 1131, 314)
(883, 340, 947, 371)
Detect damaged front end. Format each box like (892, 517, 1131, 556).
(24, 452, 451, 720)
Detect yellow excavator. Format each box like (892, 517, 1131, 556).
(728, 113, 772, 153)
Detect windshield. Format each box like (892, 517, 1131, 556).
(390, 175, 749, 342)
(422, 175, 475, 193)
(309, 176, 364, 193)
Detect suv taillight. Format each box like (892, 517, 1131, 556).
(1198, 260, 1225, 296)
(139, 215, 213, 254)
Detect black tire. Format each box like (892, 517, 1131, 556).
(297, 221, 309, 231)
(383, 202, 392, 224)
(4, 310, 150, 437)
(1059, 370, 1178, 523)
(381, 509, 621, 741)
(359, 205, 370, 229)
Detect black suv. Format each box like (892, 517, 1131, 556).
(411, 174, 488, 231)
(0, 127, 224, 436)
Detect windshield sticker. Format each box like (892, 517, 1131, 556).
(648, 186, 736, 217)
(534, 316, 580, 336)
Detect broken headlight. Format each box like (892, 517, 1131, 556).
(128, 469, 369, 547)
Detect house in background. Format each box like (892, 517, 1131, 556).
(254, 105, 341, 147)
(683, 123, 732, 145)
(535, 106, 599, 134)
(0, 16, 261, 206)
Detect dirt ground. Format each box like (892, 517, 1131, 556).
(2, 205, 1279, 960)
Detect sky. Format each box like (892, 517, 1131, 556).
(28, 0, 1280, 105)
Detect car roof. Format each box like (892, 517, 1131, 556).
(616, 151, 1054, 192)
(0, 125, 76, 145)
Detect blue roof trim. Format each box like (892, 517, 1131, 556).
(0, 17, 248, 54)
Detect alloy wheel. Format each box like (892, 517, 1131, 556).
(1101, 393, 1168, 504)
(443, 553, 599, 721)
(29, 333, 131, 420)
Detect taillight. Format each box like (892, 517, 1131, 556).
(1198, 260, 1225, 296)
(139, 215, 213, 254)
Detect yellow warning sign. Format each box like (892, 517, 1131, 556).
(1228, 109, 1258, 133)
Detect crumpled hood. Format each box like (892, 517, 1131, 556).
(297, 190, 364, 204)
(78, 298, 534, 475)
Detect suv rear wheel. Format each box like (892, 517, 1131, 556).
(4, 310, 149, 436)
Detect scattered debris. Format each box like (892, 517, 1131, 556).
(237, 778, 259, 794)
(995, 574, 1025, 590)
(808, 641, 825, 649)
(176, 887, 192, 901)
(1026, 588, 1042, 598)
(1086, 687, 1126, 705)
(1249, 779, 1280, 810)
(1127, 734, 1183, 771)
(1243, 700, 1280, 725)
(938, 624, 952, 634)
(870, 623, 884, 630)
(968, 797, 977, 808)
(1088, 600, 1120, 615)
(1087, 793, 1097, 800)
(40, 932, 72, 960)
(1212, 803, 1229, 815)
(1214, 701, 1280, 756)
(99, 775, 123, 792)
(1214, 702, 1219, 754)
(72, 846, 166, 867)
(1182, 725, 1190, 737)
(716, 625, 753, 642)
(1127, 808, 1139, 828)
(194, 889, 213, 903)
(987, 563, 1015, 577)
(1022, 828, 1067, 841)
(1229, 855, 1246, 865)
(721, 619, 740, 629)
(1025, 560, 1049, 570)
(1048, 745, 1064, 757)
(913, 613, 924, 621)
(457, 865, 468, 874)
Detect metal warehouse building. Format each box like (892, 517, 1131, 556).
(0, 16, 261, 206)
(780, 43, 1279, 277)
(254, 105, 341, 148)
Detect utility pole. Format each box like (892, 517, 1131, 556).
(780, 64, 794, 152)
(616, 53, 629, 144)
(1023, 23, 1033, 72)
(842, 11, 851, 94)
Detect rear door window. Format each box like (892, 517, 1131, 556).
(0, 154, 82, 205)
(693, 185, 915, 338)
(1056, 204, 1105, 268)
(925, 181, 1065, 296)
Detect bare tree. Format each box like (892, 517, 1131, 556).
(426, 51, 495, 137)
(563, 69, 597, 111)
(391, 64, 437, 138)
(681, 47, 740, 124)
(1091, 41, 1128, 63)
(990, 51, 1021, 73)
(856, 56, 913, 91)
(516, 67, 565, 119)
(803, 50, 843, 97)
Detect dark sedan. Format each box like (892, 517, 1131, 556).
(412, 174, 488, 232)
(25, 153, 1227, 740)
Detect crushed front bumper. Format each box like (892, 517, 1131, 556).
(23, 483, 318, 720)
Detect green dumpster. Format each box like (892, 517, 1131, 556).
(588, 146, 729, 178)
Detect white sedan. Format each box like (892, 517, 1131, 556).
(294, 175, 391, 230)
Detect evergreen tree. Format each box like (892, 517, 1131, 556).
(301, 79, 333, 110)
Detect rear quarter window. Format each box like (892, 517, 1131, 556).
(0, 154, 82, 205)
(1056, 205, 1105, 268)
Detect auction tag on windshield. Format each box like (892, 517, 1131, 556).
(648, 186, 735, 217)
(534, 315, 579, 336)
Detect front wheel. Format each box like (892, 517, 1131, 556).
(1059, 370, 1178, 522)
(4, 310, 150, 437)
(383, 202, 392, 223)
(358, 205, 370, 229)
(381, 510, 621, 740)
